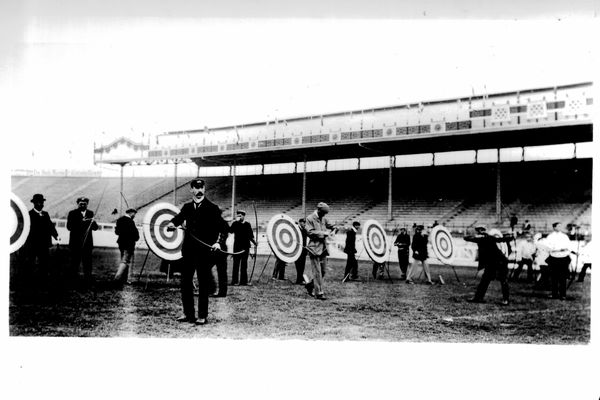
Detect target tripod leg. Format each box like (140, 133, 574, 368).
(167, 263, 171, 283)
(137, 249, 151, 281)
(255, 253, 272, 284)
(385, 262, 394, 284)
(451, 264, 460, 282)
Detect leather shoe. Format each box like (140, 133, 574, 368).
(195, 318, 207, 325)
(316, 294, 327, 300)
(500, 300, 510, 306)
(176, 316, 196, 323)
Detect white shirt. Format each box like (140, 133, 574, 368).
(545, 231, 571, 258)
(516, 240, 536, 260)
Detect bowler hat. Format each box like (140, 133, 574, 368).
(126, 208, 137, 214)
(31, 193, 46, 203)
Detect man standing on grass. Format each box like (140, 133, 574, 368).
(67, 196, 99, 284)
(343, 221, 361, 281)
(167, 178, 226, 326)
(304, 202, 336, 300)
(393, 227, 411, 280)
(544, 222, 572, 300)
(230, 210, 257, 286)
(465, 225, 514, 305)
(114, 208, 139, 286)
(22, 193, 59, 280)
(406, 225, 433, 285)
(294, 218, 308, 284)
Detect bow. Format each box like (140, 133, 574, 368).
(567, 227, 582, 289)
(248, 201, 259, 282)
(80, 182, 107, 250)
(165, 225, 246, 256)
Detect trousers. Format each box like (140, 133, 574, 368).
(181, 253, 215, 319)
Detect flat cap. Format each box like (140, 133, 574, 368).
(316, 202, 330, 211)
(190, 178, 206, 188)
(76, 197, 89, 204)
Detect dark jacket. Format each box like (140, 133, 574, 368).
(394, 232, 411, 255)
(25, 209, 58, 250)
(464, 233, 512, 270)
(67, 208, 98, 250)
(115, 215, 140, 249)
(411, 232, 428, 261)
(170, 198, 226, 257)
(344, 228, 357, 254)
(230, 220, 256, 252)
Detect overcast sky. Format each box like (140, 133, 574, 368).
(1, 0, 597, 174)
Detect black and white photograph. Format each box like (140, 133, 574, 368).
(2, 1, 597, 399)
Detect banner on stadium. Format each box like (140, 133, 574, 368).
(491, 105, 511, 122)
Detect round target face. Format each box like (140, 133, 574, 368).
(362, 219, 388, 264)
(430, 225, 455, 265)
(266, 214, 303, 263)
(10, 192, 31, 253)
(143, 203, 183, 261)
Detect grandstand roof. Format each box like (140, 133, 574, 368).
(192, 123, 592, 166)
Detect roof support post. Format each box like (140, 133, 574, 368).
(119, 163, 125, 215)
(231, 160, 237, 219)
(388, 156, 394, 222)
(302, 155, 307, 219)
(173, 160, 178, 205)
(496, 149, 502, 224)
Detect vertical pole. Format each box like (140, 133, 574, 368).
(302, 156, 307, 218)
(496, 149, 501, 224)
(119, 163, 124, 215)
(388, 156, 393, 222)
(231, 161, 236, 218)
(173, 161, 178, 205)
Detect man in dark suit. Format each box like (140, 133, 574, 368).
(22, 193, 59, 278)
(393, 227, 411, 280)
(167, 178, 226, 325)
(114, 208, 140, 285)
(229, 210, 257, 286)
(294, 218, 308, 284)
(209, 215, 230, 297)
(465, 225, 514, 305)
(67, 197, 98, 283)
(343, 221, 361, 281)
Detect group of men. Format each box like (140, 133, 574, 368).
(16, 177, 585, 327)
(342, 223, 433, 284)
(19, 194, 102, 285)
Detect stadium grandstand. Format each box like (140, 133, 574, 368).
(12, 82, 592, 240)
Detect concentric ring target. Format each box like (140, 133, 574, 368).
(266, 214, 303, 263)
(10, 192, 30, 253)
(362, 219, 388, 264)
(143, 203, 183, 261)
(430, 225, 455, 265)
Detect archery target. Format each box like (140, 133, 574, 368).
(266, 214, 303, 263)
(10, 192, 30, 253)
(143, 203, 183, 261)
(362, 219, 388, 264)
(430, 225, 455, 264)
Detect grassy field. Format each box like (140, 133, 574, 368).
(9, 247, 591, 343)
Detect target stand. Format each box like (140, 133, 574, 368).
(362, 219, 394, 283)
(139, 203, 185, 287)
(430, 225, 460, 282)
(256, 214, 303, 284)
